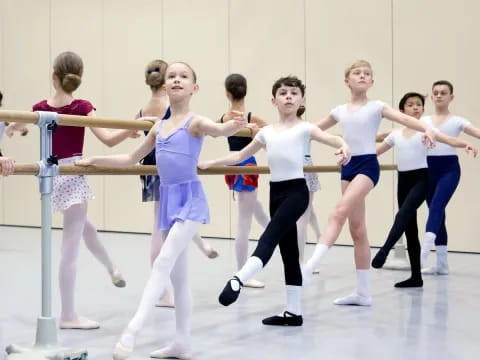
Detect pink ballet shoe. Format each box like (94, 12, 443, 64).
(155, 292, 175, 308)
(112, 341, 133, 360)
(149, 343, 192, 359)
(59, 317, 100, 330)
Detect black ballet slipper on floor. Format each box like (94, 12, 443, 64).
(218, 276, 243, 306)
(394, 277, 423, 288)
(262, 311, 303, 326)
(371, 248, 389, 269)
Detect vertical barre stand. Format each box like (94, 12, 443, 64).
(6, 111, 87, 360)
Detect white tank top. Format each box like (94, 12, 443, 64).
(421, 115, 470, 156)
(384, 129, 427, 171)
(255, 122, 315, 182)
(330, 100, 384, 156)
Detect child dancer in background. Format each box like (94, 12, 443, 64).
(302, 60, 436, 306)
(32, 51, 136, 329)
(420, 80, 480, 274)
(372, 92, 476, 287)
(220, 73, 269, 288)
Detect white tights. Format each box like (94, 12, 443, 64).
(235, 190, 269, 269)
(122, 219, 199, 349)
(60, 202, 115, 321)
(297, 192, 315, 262)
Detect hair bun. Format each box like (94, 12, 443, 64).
(62, 73, 82, 93)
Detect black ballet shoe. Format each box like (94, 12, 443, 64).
(218, 276, 243, 306)
(371, 249, 388, 269)
(262, 311, 303, 326)
(394, 277, 423, 288)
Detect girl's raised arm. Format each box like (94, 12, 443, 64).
(76, 123, 158, 167)
(193, 112, 247, 138)
(87, 110, 139, 147)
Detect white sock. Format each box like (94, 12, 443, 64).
(304, 244, 329, 274)
(235, 256, 263, 283)
(355, 269, 370, 297)
(435, 245, 448, 269)
(285, 285, 302, 315)
(421, 232, 436, 265)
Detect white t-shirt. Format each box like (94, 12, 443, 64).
(421, 115, 470, 156)
(330, 100, 384, 156)
(384, 129, 427, 171)
(255, 122, 315, 182)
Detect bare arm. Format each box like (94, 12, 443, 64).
(76, 124, 157, 167)
(310, 127, 351, 165)
(198, 139, 264, 169)
(376, 130, 392, 142)
(251, 114, 269, 128)
(87, 110, 139, 147)
(5, 122, 29, 137)
(382, 104, 436, 147)
(463, 124, 480, 139)
(193, 113, 247, 138)
(376, 142, 392, 156)
(317, 114, 337, 131)
(436, 132, 478, 157)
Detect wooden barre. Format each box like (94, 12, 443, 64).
(9, 164, 397, 176)
(0, 110, 252, 137)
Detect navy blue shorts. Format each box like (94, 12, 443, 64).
(341, 154, 380, 186)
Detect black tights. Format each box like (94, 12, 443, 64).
(252, 178, 309, 286)
(379, 169, 428, 280)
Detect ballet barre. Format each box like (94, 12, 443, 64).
(6, 163, 398, 175)
(0, 109, 253, 136)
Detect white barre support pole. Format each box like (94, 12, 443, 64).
(6, 111, 87, 360)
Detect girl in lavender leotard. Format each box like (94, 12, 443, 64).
(77, 62, 247, 359)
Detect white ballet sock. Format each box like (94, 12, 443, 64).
(435, 245, 449, 273)
(285, 285, 302, 315)
(355, 269, 370, 298)
(421, 232, 436, 266)
(333, 269, 372, 306)
(302, 244, 329, 285)
(234, 256, 263, 283)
